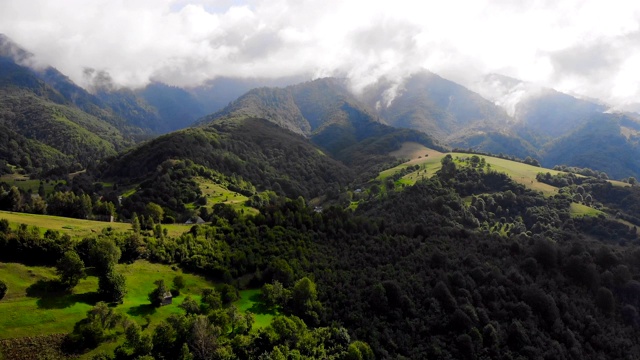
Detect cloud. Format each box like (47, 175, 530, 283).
(1, 0, 640, 106)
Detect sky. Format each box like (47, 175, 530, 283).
(2, 0, 640, 107)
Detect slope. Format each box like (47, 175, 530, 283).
(542, 113, 640, 179)
(362, 71, 514, 138)
(97, 117, 354, 200)
(200, 77, 446, 180)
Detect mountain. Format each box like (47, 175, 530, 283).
(199, 78, 446, 178)
(0, 34, 205, 175)
(362, 71, 515, 138)
(190, 75, 310, 115)
(359, 71, 540, 159)
(137, 82, 207, 133)
(477, 74, 608, 140)
(0, 55, 131, 174)
(542, 113, 640, 179)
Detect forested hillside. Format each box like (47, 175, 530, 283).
(3, 155, 640, 359)
(97, 118, 354, 201)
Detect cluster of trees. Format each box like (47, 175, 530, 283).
(552, 165, 610, 179)
(0, 180, 117, 220)
(537, 170, 640, 228)
(451, 148, 542, 167)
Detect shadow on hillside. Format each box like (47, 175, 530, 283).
(246, 292, 278, 315)
(127, 304, 157, 317)
(27, 279, 99, 309)
(37, 292, 100, 309)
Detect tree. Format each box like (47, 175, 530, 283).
(178, 343, 194, 360)
(219, 284, 239, 304)
(289, 277, 322, 324)
(596, 287, 615, 315)
(0, 279, 7, 300)
(131, 212, 141, 234)
(99, 270, 127, 303)
(91, 238, 122, 275)
(56, 251, 86, 290)
(201, 288, 222, 313)
(145, 202, 164, 224)
(173, 275, 186, 295)
(151, 322, 178, 359)
(70, 302, 123, 349)
(262, 281, 290, 308)
(149, 279, 170, 307)
(180, 296, 201, 315)
(8, 186, 22, 212)
(190, 315, 218, 360)
(124, 321, 153, 356)
(346, 341, 374, 360)
(439, 154, 456, 181)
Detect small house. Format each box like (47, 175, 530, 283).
(161, 291, 173, 306)
(185, 216, 205, 225)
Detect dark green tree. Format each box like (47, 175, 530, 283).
(289, 277, 322, 324)
(149, 279, 170, 307)
(131, 212, 141, 234)
(99, 270, 127, 303)
(91, 238, 122, 275)
(56, 251, 86, 290)
(173, 275, 186, 295)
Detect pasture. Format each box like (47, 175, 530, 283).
(0, 211, 189, 239)
(0, 174, 59, 195)
(569, 202, 605, 218)
(0, 261, 216, 359)
(192, 177, 259, 216)
(235, 289, 279, 330)
(0, 261, 212, 340)
(381, 143, 573, 196)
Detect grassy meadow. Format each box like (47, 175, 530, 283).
(0, 211, 191, 239)
(235, 289, 279, 330)
(0, 261, 213, 340)
(191, 177, 259, 216)
(0, 259, 273, 358)
(569, 202, 605, 218)
(0, 174, 59, 195)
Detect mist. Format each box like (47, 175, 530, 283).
(2, 0, 640, 107)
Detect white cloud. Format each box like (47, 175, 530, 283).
(1, 0, 640, 105)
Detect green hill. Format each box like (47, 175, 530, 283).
(98, 118, 354, 201)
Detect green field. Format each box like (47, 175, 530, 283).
(0, 174, 59, 195)
(0, 261, 275, 359)
(191, 177, 259, 216)
(0, 211, 189, 239)
(0, 261, 213, 340)
(380, 143, 579, 196)
(569, 202, 605, 218)
(235, 289, 279, 330)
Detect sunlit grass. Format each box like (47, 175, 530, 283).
(0, 260, 213, 348)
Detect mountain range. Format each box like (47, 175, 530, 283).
(2, 33, 640, 182)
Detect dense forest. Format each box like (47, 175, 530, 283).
(3, 156, 640, 359)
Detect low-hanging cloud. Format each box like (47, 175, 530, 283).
(2, 0, 640, 107)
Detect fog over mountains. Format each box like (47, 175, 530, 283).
(3, 1, 640, 108)
(2, 31, 640, 179)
